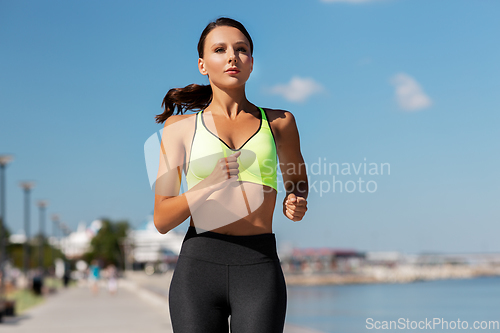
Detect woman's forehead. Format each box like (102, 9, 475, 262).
(206, 26, 248, 46)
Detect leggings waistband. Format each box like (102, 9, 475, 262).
(179, 226, 280, 265)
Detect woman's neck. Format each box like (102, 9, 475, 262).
(208, 84, 253, 119)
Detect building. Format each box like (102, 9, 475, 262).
(127, 214, 184, 270)
(60, 220, 102, 259)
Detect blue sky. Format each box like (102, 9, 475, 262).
(1, 0, 499, 254)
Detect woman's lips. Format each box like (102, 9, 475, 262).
(225, 67, 240, 74)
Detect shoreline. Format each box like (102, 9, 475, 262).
(283, 264, 500, 285)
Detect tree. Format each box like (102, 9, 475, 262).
(83, 218, 129, 269)
(0, 217, 11, 240)
(7, 234, 64, 270)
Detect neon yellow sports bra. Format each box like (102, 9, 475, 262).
(185, 107, 278, 191)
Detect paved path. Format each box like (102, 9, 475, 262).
(1, 274, 324, 333)
(1, 284, 173, 333)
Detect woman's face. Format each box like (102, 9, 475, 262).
(199, 26, 253, 89)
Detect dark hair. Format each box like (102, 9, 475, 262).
(155, 17, 254, 124)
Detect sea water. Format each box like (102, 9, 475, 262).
(285, 276, 500, 333)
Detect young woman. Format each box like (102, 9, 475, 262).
(153, 17, 308, 333)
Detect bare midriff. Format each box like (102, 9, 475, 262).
(189, 185, 277, 236)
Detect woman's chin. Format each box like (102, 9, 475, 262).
(218, 81, 247, 90)
(210, 77, 248, 89)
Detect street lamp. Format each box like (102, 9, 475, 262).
(0, 154, 14, 297)
(19, 181, 35, 277)
(37, 200, 48, 272)
(58, 221, 72, 288)
(50, 214, 60, 269)
(59, 222, 71, 259)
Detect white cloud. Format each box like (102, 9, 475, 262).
(390, 73, 432, 111)
(268, 76, 325, 103)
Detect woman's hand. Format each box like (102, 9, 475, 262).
(202, 151, 241, 191)
(283, 192, 308, 222)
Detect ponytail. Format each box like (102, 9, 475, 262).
(155, 83, 213, 124)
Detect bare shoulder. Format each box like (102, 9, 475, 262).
(160, 112, 198, 151)
(162, 112, 197, 128)
(261, 107, 297, 133)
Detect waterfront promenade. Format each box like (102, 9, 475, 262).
(1, 284, 173, 333)
(0, 274, 324, 333)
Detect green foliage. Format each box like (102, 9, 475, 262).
(7, 240, 64, 269)
(0, 216, 11, 239)
(3, 216, 63, 269)
(83, 218, 129, 269)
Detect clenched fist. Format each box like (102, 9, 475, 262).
(283, 192, 307, 222)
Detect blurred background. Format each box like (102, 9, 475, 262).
(0, 0, 499, 332)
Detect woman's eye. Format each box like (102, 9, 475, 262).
(215, 47, 246, 53)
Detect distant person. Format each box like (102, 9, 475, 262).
(63, 271, 71, 288)
(88, 260, 101, 295)
(32, 269, 43, 295)
(106, 264, 118, 295)
(152, 17, 309, 332)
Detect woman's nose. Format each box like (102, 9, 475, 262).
(228, 50, 237, 62)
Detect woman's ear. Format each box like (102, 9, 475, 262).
(198, 58, 208, 76)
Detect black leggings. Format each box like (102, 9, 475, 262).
(168, 226, 287, 332)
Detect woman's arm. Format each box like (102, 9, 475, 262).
(153, 115, 241, 234)
(154, 186, 212, 234)
(274, 110, 308, 222)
